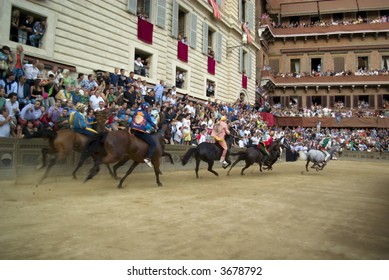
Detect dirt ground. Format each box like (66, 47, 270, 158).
(0, 160, 388, 260)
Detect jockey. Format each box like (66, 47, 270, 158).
(71, 103, 97, 136)
(258, 130, 274, 165)
(211, 115, 230, 166)
(319, 134, 332, 163)
(130, 102, 158, 168)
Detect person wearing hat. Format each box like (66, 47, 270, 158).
(71, 103, 97, 136)
(211, 115, 230, 166)
(130, 102, 158, 167)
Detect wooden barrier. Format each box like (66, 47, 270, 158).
(0, 138, 388, 180)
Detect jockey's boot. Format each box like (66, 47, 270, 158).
(144, 157, 153, 168)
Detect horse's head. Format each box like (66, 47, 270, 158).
(279, 136, 292, 151)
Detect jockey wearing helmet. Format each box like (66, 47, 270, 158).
(258, 130, 274, 165)
(130, 102, 158, 167)
(211, 115, 230, 166)
(71, 103, 97, 136)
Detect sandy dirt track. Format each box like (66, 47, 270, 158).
(0, 160, 388, 260)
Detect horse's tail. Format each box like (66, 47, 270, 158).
(181, 148, 197, 166)
(230, 150, 248, 159)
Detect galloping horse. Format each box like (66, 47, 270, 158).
(38, 109, 110, 183)
(304, 143, 342, 172)
(227, 138, 285, 176)
(181, 134, 234, 178)
(82, 130, 170, 188)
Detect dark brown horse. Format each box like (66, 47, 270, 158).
(38, 109, 110, 183)
(227, 137, 290, 176)
(82, 130, 170, 188)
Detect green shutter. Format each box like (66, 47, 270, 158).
(247, 52, 252, 78)
(156, 0, 166, 28)
(216, 32, 222, 63)
(172, 0, 179, 38)
(246, 1, 254, 30)
(202, 22, 208, 55)
(239, 0, 243, 22)
(127, 0, 137, 15)
(240, 47, 244, 73)
(189, 13, 198, 49)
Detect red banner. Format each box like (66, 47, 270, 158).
(208, 56, 215, 75)
(177, 41, 188, 63)
(137, 17, 153, 44)
(242, 74, 247, 89)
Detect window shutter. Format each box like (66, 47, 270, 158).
(377, 95, 383, 108)
(298, 96, 302, 109)
(247, 52, 252, 78)
(345, 96, 350, 108)
(240, 47, 244, 73)
(202, 22, 208, 55)
(172, 0, 179, 38)
(330, 96, 335, 108)
(353, 95, 359, 108)
(239, 0, 243, 22)
(127, 0, 137, 15)
(156, 0, 166, 28)
(246, 1, 254, 30)
(321, 96, 327, 107)
(334, 57, 344, 73)
(189, 13, 198, 49)
(306, 96, 312, 108)
(216, 32, 222, 62)
(369, 95, 375, 108)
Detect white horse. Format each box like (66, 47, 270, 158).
(304, 143, 342, 172)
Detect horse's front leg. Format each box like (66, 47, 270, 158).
(305, 159, 310, 172)
(38, 155, 57, 184)
(195, 157, 201, 179)
(117, 161, 139, 189)
(37, 147, 49, 170)
(227, 158, 241, 176)
(112, 155, 131, 180)
(152, 159, 163, 187)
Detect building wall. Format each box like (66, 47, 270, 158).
(0, 0, 260, 103)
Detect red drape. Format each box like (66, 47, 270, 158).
(260, 112, 275, 127)
(242, 74, 248, 89)
(208, 0, 222, 20)
(137, 17, 153, 44)
(208, 56, 215, 75)
(177, 41, 188, 63)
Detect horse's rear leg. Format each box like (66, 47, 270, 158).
(195, 158, 201, 179)
(152, 159, 163, 187)
(227, 158, 241, 176)
(37, 147, 49, 170)
(118, 161, 139, 189)
(207, 160, 218, 177)
(72, 154, 91, 180)
(38, 156, 57, 184)
(240, 161, 252, 176)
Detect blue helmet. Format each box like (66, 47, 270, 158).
(141, 102, 150, 111)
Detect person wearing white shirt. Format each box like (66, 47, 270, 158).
(134, 57, 145, 76)
(0, 108, 11, 137)
(171, 86, 177, 96)
(19, 100, 42, 127)
(5, 93, 20, 125)
(89, 91, 105, 110)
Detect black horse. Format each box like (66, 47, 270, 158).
(181, 134, 234, 178)
(227, 137, 291, 176)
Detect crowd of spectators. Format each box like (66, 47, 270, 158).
(261, 13, 388, 29)
(1, 44, 388, 155)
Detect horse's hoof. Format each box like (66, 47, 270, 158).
(157, 183, 163, 187)
(241, 173, 245, 176)
(117, 184, 123, 189)
(73, 176, 78, 180)
(36, 165, 44, 170)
